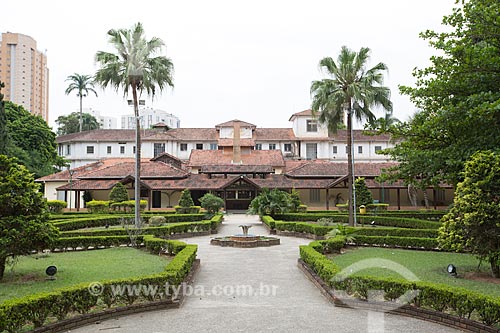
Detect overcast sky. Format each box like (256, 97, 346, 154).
(3, 0, 455, 130)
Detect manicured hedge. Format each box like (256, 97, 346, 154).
(352, 235, 439, 250)
(209, 214, 223, 231)
(0, 241, 198, 332)
(275, 221, 333, 236)
(299, 243, 500, 327)
(352, 227, 438, 238)
(273, 213, 442, 229)
(309, 236, 346, 254)
(53, 214, 205, 231)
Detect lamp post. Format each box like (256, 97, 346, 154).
(68, 167, 75, 211)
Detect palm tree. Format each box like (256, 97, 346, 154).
(65, 73, 98, 132)
(311, 46, 392, 226)
(366, 110, 400, 133)
(94, 22, 174, 227)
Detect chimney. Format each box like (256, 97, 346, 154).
(233, 121, 242, 164)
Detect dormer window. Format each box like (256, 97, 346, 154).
(306, 120, 318, 132)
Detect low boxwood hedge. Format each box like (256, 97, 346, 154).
(0, 240, 197, 332)
(352, 235, 439, 250)
(299, 243, 500, 327)
(352, 227, 438, 238)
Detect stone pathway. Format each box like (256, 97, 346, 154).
(69, 214, 462, 333)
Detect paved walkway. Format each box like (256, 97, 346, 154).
(69, 214, 462, 333)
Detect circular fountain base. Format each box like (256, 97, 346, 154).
(211, 235, 280, 248)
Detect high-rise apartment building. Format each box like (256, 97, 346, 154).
(0, 32, 49, 121)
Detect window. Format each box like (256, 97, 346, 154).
(66, 144, 71, 155)
(375, 146, 382, 153)
(133, 146, 136, 154)
(210, 143, 217, 150)
(332, 145, 338, 154)
(306, 120, 318, 132)
(284, 143, 292, 152)
(154, 143, 165, 157)
(345, 145, 348, 154)
(196, 143, 203, 150)
(436, 189, 446, 202)
(86, 146, 94, 154)
(358, 146, 363, 154)
(310, 189, 321, 203)
(255, 144, 262, 150)
(306, 143, 317, 160)
(180, 143, 188, 151)
(107, 146, 112, 154)
(120, 146, 125, 154)
(269, 143, 276, 150)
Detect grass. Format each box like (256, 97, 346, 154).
(0, 247, 170, 303)
(330, 247, 500, 298)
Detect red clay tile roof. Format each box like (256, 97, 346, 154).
(288, 109, 314, 121)
(286, 161, 398, 178)
(79, 160, 188, 179)
(254, 128, 296, 141)
(36, 158, 136, 182)
(215, 120, 256, 128)
(57, 130, 138, 143)
(200, 165, 274, 173)
(145, 128, 218, 141)
(188, 150, 285, 167)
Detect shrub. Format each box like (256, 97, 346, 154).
(199, 193, 224, 214)
(109, 182, 129, 203)
(178, 189, 194, 207)
(248, 188, 292, 215)
(149, 215, 166, 226)
(366, 203, 389, 211)
(289, 188, 302, 212)
(174, 206, 201, 214)
(86, 200, 110, 214)
(46, 200, 67, 213)
(355, 177, 373, 207)
(297, 204, 308, 212)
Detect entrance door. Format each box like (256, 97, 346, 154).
(152, 191, 161, 208)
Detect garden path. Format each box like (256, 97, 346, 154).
(69, 214, 461, 333)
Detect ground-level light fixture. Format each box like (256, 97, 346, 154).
(46, 265, 57, 280)
(447, 264, 457, 277)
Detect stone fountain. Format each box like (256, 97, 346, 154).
(210, 224, 280, 248)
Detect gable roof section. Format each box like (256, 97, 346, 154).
(286, 161, 398, 178)
(215, 120, 256, 129)
(79, 160, 189, 179)
(288, 109, 314, 121)
(188, 150, 285, 167)
(254, 128, 296, 141)
(56, 130, 138, 143)
(200, 165, 274, 174)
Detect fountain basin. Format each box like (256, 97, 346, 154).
(210, 236, 280, 248)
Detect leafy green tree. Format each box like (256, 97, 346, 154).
(95, 22, 174, 227)
(83, 190, 93, 205)
(289, 188, 302, 212)
(383, 0, 500, 187)
(55, 112, 100, 135)
(178, 189, 194, 207)
(438, 150, 500, 277)
(0, 155, 59, 280)
(4, 101, 66, 178)
(365, 111, 400, 133)
(109, 182, 129, 202)
(0, 81, 7, 155)
(199, 193, 225, 214)
(311, 46, 392, 226)
(355, 177, 373, 207)
(248, 188, 292, 216)
(65, 73, 98, 133)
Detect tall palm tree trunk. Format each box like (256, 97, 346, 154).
(132, 83, 141, 228)
(347, 109, 354, 226)
(79, 94, 83, 132)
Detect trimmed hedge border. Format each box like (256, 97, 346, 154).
(299, 242, 500, 330)
(0, 239, 198, 333)
(273, 213, 442, 229)
(52, 214, 206, 231)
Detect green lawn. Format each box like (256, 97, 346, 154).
(330, 247, 500, 298)
(0, 247, 170, 303)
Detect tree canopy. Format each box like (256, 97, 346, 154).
(0, 155, 59, 279)
(55, 112, 100, 135)
(95, 22, 174, 227)
(4, 101, 65, 178)
(382, 0, 500, 187)
(310, 46, 392, 226)
(65, 73, 98, 133)
(438, 150, 500, 277)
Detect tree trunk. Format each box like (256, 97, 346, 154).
(423, 190, 430, 209)
(347, 108, 354, 227)
(132, 84, 141, 229)
(491, 257, 500, 278)
(0, 256, 6, 280)
(79, 94, 83, 132)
